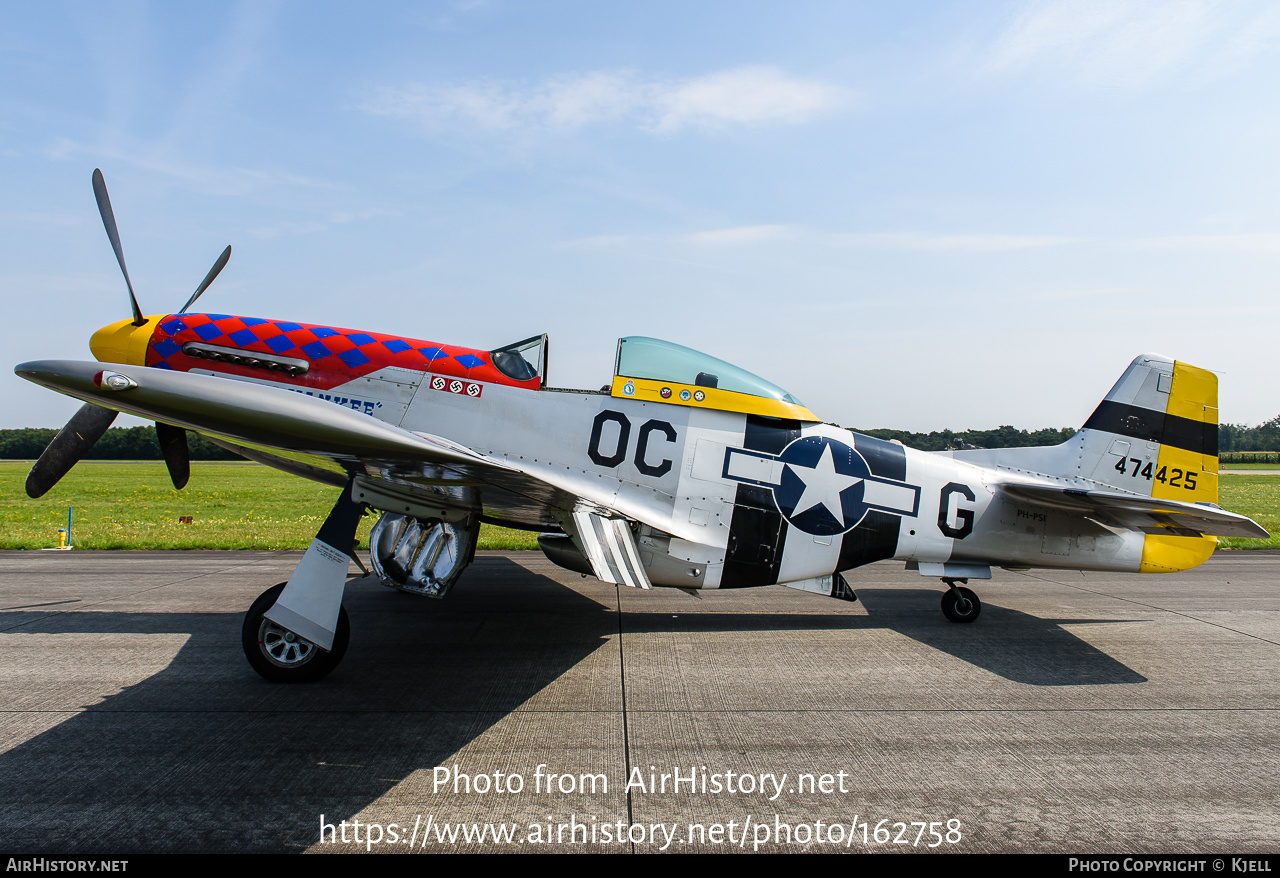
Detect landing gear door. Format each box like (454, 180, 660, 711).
(491, 334, 548, 388)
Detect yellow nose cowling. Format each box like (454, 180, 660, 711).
(90, 316, 163, 366)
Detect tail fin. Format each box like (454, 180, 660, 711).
(946, 353, 1226, 573)
(1078, 353, 1218, 506)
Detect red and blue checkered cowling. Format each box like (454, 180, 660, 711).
(145, 313, 539, 392)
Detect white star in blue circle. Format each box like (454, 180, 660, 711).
(772, 437, 872, 536)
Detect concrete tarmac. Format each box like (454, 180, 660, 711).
(0, 549, 1276, 854)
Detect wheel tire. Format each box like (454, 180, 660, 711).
(941, 586, 981, 623)
(242, 582, 350, 683)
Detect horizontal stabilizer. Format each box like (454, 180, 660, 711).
(998, 483, 1269, 539)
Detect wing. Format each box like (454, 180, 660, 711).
(997, 481, 1269, 539)
(15, 360, 597, 532)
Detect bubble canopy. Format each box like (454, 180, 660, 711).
(613, 336, 805, 407)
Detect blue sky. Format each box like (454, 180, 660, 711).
(3, 1, 1279, 432)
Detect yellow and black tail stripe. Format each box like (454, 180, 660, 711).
(1084, 360, 1221, 573)
(1082, 360, 1218, 506)
(1081, 400, 1216, 459)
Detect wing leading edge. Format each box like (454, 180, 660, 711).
(16, 360, 490, 465)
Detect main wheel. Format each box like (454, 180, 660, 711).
(941, 586, 981, 623)
(242, 582, 350, 683)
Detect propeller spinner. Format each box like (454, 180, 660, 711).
(24, 170, 231, 498)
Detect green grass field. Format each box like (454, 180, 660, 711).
(2, 461, 1276, 551)
(0, 461, 539, 551)
(1217, 473, 1280, 549)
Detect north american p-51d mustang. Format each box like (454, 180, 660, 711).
(16, 171, 1269, 682)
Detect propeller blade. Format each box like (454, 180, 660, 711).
(92, 168, 146, 326)
(178, 245, 231, 314)
(26, 403, 119, 498)
(154, 422, 190, 490)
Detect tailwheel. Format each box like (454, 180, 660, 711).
(242, 582, 349, 683)
(940, 579, 981, 623)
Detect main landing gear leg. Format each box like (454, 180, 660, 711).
(242, 485, 364, 682)
(940, 577, 981, 623)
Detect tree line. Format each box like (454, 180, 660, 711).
(857, 418, 1280, 453)
(0, 426, 242, 460)
(1218, 415, 1280, 453)
(856, 417, 1280, 453)
(850, 425, 1079, 452)
(2, 417, 1277, 460)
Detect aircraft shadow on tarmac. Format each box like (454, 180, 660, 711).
(850, 588, 1148, 686)
(0, 558, 1143, 854)
(617, 589, 1148, 687)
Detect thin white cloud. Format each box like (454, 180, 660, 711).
(541, 71, 643, 126)
(565, 226, 1280, 253)
(689, 229, 1081, 251)
(830, 231, 1082, 251)
(363, 66, 851, 134)
(564, 234, 637, 249)
(686, 225, 797, 245)
(835, 231, 1280, 253)
(1127, 233, 1280, 252)
(0, 211, 82, 227)
(1216, 4, 1280, 74)
(44, 135, 334, 196)
(652, 67, 850, 132)
(564, 227, 1081, 251)
(248, 208, 394, 240)
(161, 2, 280, 152)
(367, 81, 522, 129)
(982, 0, 1219, 88)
